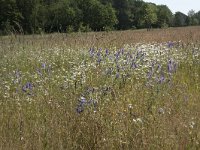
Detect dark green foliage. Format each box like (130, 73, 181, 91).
(0, 0, 22, 34)
(15, 0, 40, 33)
(78, 0, 117, 31)
(194, 11, 200, 24)
(173, 12, 188, 27)
(131, 0, 146, 29)
(112, 0, 133, 29)
(143, 3, 158, 29)
(157, 5, 173, 28)
(0, 0, 199, 34)
(188, 10, 199, 26)
(43, 0, 80, 32)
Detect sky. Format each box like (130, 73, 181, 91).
(143, 0, 200, 14)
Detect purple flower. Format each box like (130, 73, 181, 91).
(105, 49, 109, 56)
(167, 41, 174, 48)
(167, 59, 175, 73)
(80, 96, 87, 104)
(116, 72, 120, 78)
(22, 82, 34, 95)
(37, 69, 42, 76)
(157, 64, 162, 72)
(42, 63, 46, 69)
(76, 97, 97, 114)
(22, 82, 33, 92)
(89, 48, 95, 57)
(136, 51, 142, 59)
(76, 106, 84, 114)
(76, 97, 87, 114)
(126, 52, 133, 59)
(97, 57, 102, 65)
(130, 61, 137, 69)
(86, 87, 95, 94)
(96, 48, 102, 57)
(147, 71, 152, 79)
(115, 51, 120, 59)
(97, 52, 101, 57)
(157, 73, 165, 84)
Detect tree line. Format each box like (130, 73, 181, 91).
(0, 0, 200, 34)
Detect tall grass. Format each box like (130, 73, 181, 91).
(0, 27, 200, 149)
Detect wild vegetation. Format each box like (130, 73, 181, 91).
(0, 26, 200, 149)
(1, 0, 200, 34)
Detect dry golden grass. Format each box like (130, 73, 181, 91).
(1, 26, 200, 50)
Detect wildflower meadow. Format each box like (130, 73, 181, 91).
(0, 27, 200, 149)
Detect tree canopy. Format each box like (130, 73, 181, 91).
(0, 0, 199, 34)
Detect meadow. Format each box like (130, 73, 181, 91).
(0, 26, 200, 149)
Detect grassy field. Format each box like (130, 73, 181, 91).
(0, 26, 200, 149)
